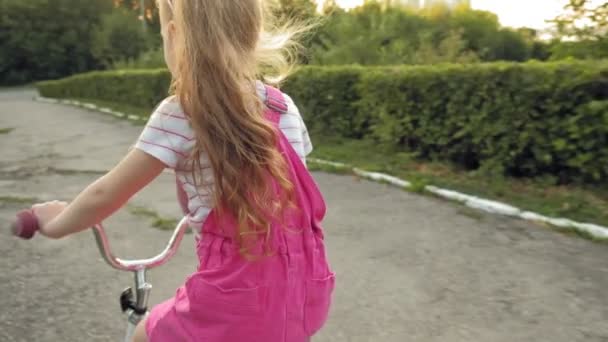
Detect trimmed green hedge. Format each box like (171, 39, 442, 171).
(38, 69, 171, 109)
(358, 62, 608, 182)
(282, 66, 364, 138)
(37, 61, 608, 183)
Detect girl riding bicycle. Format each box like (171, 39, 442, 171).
(30, 0, 335, 341)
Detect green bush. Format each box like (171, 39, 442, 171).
(357, 61, 608, 182)
(282, 66, 364, 137)
(37, 69, 171, 109)
(36, 60, 608, 183)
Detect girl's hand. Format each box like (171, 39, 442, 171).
(32, 200, 68, 237)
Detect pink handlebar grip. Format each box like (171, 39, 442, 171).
(12, 210, 40, 240)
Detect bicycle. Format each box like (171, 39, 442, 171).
(12, 209, 190, 342)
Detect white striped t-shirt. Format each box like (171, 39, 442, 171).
(134, 88, 313, 232)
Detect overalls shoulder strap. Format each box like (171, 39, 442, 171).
(262, 84, 327, 236)
(263, 84, 288, 126)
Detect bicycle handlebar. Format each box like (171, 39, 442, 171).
(92, 217, 190, 271)
(12, 210, 190, 272)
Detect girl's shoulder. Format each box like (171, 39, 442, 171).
(154, 95, 186, 117)
(150, 96, 193, 130)
(134, 96, 195, 169)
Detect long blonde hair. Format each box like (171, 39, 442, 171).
(160, 0, 309, 255)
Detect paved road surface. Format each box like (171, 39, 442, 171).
(1, 89, 607, 342)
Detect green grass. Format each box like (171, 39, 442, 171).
(0, 127, 14, 134)
(49, 167, 105, 176)
(552, 225, 608, 243)
(0, 195, 38, 205)
(128, 205, 181, 231)
(310, 135, 608, 228)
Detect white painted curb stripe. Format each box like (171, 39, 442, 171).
(35, 98, 608, 240)
(354, 168, 412, 188)
(36, 97, 145, 122)
(309, 158, 608, 239)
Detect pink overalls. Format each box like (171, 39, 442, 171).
(145, 85, 335, 342)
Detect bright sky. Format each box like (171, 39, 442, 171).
(316, 0, 583, 29)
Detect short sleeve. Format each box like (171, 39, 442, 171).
(301, 116, 313, 156)
(281, 93, 313, 159)
(134, 97, 195, 169)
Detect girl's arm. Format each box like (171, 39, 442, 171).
(34, 149, 166, 239)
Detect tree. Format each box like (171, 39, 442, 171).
(274, 0, 317, 21)
(320, 0, 342, 15)
(487, 29, 531, 61)
(550, 0, 608, 60)
(448, 7, 501, 59)
(113, 0, 161, 34)
(549, 39, 608, 60)
(412, 29, 479, 64)
(309, 3, 534, 65)
(0, 0, 112, 85)
(517, 28, 551, 61)
(553, 0, 607, 40)
(310, 2, 433, 65)
(91, 9, 149, 68)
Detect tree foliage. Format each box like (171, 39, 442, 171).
(549, 0, 608, 60)
(92, 9, 149, 68)
(553, 0, 607, 40)
(307, 2, 533, 65)
(3, 0, 607, 85)
(273, 0, 317, 21)
(0, 0, 111, 85)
